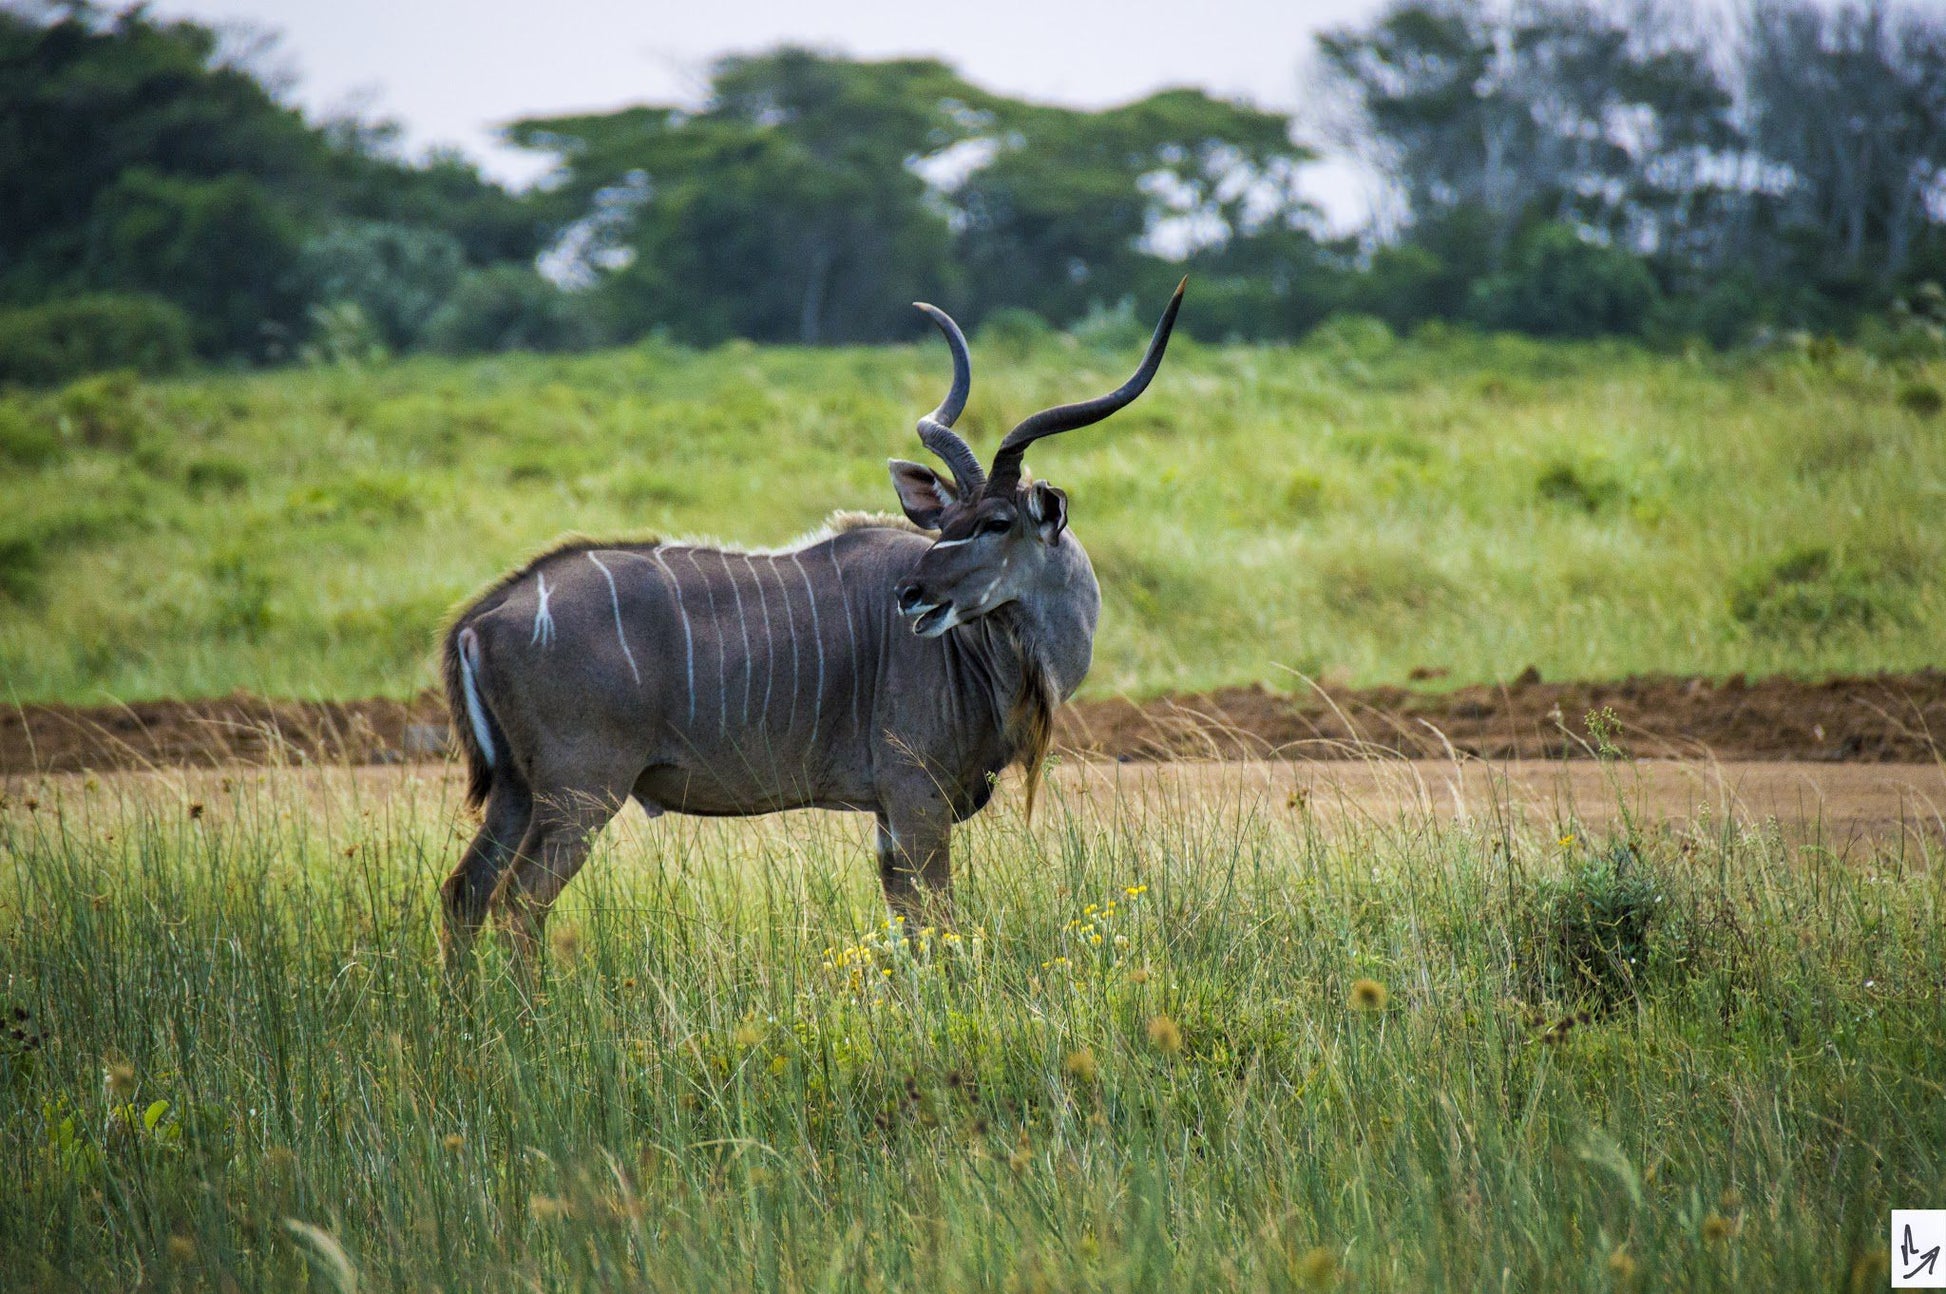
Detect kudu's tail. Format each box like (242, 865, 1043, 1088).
(441, 620, 503, 810)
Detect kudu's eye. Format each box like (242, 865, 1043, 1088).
(976, 515, 1012, 537)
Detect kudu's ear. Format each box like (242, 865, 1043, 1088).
(888, 459, 958, 530)
(1025, 481, 1068, 544)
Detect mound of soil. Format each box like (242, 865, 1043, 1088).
(3, 670, 1941, 776)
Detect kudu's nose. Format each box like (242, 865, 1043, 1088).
(896, 581, 930, 614)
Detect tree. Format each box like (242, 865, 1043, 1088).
(512, 54, 1321, 341)
(1743, 0, 1946, 287)
(1317, 0, 1738, 260)
(512, 51, 976, 344)
(949, 89, 1319, 328)
(0, 4, 549, 362)
(89, 168, 305, 356)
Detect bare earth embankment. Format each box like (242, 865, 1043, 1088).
(6, 670, 1941, 849)
(4, 669, 1940, 774)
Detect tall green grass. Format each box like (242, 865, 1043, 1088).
(2, 325, 1943, 703)
(3, 764, 1940, 1288)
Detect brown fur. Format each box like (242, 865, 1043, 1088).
(440, 516, 912, 812)
(441, 534, 658, 809)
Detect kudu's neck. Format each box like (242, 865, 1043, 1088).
(1011, 530, 1099, 701)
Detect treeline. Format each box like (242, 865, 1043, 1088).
(3, 0, 1945, 384)
(0, 3, 552, 381)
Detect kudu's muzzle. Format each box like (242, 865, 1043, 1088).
(895, 579, 956, 637)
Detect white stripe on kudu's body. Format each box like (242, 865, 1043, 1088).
(685, 548, 728, 737)
(770, 558, 801, 736)
(648, 548, 696, 725)
(743, 553, 775, 730)
(584, 553, 641, 686)
(531, 573, 556, 648)
(438, 284, 1184, 973)
(828, 547, 861, 738)
(722, 551, 754, 728)
(791, 553, 825, 744)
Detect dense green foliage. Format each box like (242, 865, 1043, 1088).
(1, 765, 1937, 1288)
(0, 331, 1940, 704)
(0, 293, 192, 385)
(5, 1, 1945, 381)
(0, 3, 545, 366)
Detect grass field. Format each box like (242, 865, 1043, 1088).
(2, 322, 1944, 705)
(2, 759, 1940, 1289)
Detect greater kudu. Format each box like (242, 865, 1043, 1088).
(439, 282, 1184, 964)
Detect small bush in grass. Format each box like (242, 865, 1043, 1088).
(1729, 546, 1909, 639)
(976, 306, 1054, 358)
(1514, 846, 1663, 1011)
(0, 531, 45, 604)
(1070, 298, 1151, 352)
(54, 371, 147, 451)
(1897, 382, 1942, 418)
(0, 402, 61, 468)
(184, 455, 250, 495)
(1468, 223, 1659, 339)
(1282, 469, 1326, 516)
(1535, 460, 1625, 513)
(208, 552, 274, 640)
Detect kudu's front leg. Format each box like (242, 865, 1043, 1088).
(875, 805, 955, 932)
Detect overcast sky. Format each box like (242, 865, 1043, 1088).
(148, 0, 1389, 229)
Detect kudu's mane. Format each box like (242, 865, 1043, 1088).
(445, 511, 925, 622)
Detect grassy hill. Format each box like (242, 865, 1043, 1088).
(2, 321, 1942, 704)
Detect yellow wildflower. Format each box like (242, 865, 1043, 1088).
(1349, 978, 1389, 1012)
(1146, 1015, 1183, 1055)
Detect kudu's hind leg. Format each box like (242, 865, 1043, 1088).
(875, 805, 955, 932)
(441, 778, 534, 970)
(489, 786, 622, 968)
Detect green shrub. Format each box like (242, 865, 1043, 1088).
(1068, 297, 1151, 352)
(0, 402, 61, 467)
(1305, 312, 1397, 361)
(0, 294, 192, 386)
(1468, 224, 1659, 339)
(300, 301, 389, 367)
(975, 306, 1053, 357)
(1514, 847, 1663, 1010)
(420, 267, 601, 355)
(295, 221, 466, 350)
(208, 552, 273, 640)
(0, 530, 45, 604)
(1729, 546, 1908, 638)
(1535, 460, 1625, 513)
(1897, 382, 1943, 418)
(184, 454, 251, 495)
(54, 371, 148, 450)
(1282, 470, 1326, 516)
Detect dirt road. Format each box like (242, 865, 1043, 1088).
(12, 758, 1940, 854)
